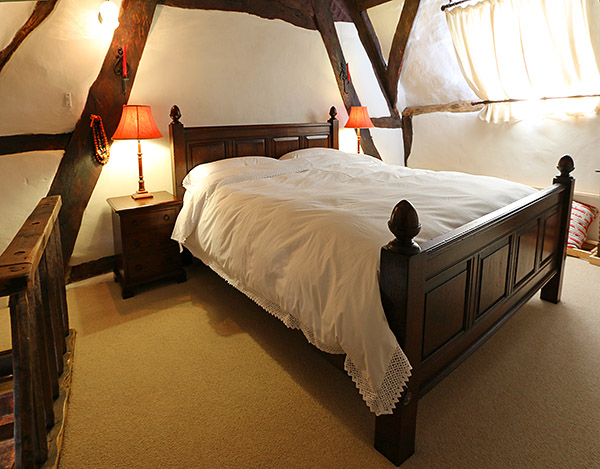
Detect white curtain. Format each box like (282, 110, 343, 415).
(445, 0, 600, 123)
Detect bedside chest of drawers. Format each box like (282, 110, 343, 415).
(107, 191, 186, 299)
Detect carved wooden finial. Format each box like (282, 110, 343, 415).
(170, 105, 181, 124)
(328, 106, 338, 123)
(557, 155, 575, 177)
(387, 200, 421, 255)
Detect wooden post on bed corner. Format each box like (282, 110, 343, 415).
(376, 200, 425, 465)
(540, 155, 575, 304)
(169, 105, 187, 200)
(328, 106, 339, 150)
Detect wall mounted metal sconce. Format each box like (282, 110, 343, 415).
(114, 46, 130, 95)
(340, 62, 350, 93)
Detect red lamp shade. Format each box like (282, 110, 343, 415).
(344, 106, 374, 129)
(112, 105, 162, 200)
(112, 105, 162, 140)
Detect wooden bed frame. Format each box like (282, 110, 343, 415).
(168, 105, 574, 466)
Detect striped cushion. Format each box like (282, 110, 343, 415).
(568, 201, 599, 249)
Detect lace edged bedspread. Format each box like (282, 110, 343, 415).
(195, 250, 412, 416)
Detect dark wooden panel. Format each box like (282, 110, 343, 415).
(477, 243, 510, 317)
(190, 141, 227, 166)
(272, 137, 300, 156)
(515, 222, 539, 286)
(121, 206, 178, 232)
(305, 135, 330, 148)
(108, 193, 185, 298)
(235, 138, 266, 157)
(423, 187, 561, 277)
(541, 211, 559, 265)
(122, 226, 178, 257)
(423, 269, 468, 359)
(170, 108, 339, 200)
(124, 247, 181, 282)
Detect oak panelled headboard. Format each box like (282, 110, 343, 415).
(168, 105, 340, 200)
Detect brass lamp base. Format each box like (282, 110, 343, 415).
(131, 191, 153, 200)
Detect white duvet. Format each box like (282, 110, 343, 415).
(172, 148, 536, 415)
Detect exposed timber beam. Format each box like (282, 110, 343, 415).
(357, 0, 394, 10)
(0, 133, 71, 157)
(47, 0, 159, 267)
(311, 0, 381, 159)
(402, 100, 483, 117)
(0, 0, 59, 74)
(159, 0, 318, 30)
(387, 0, 421, 107)
(343, 0, 398, 117)
(401, 115, 412, 165)
(401, 100, 483, 164)
(370, 116, 402, 128)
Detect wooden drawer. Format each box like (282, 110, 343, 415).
(108, 191, 186, 298)
(123, 226, 178, 257)
(124, 247, 181, 282)
(121, 206, 179, 232)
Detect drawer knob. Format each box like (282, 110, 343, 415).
(163, 214, 170, 221)
(134, 240, 141, 248)
(135, 264, 143, 271)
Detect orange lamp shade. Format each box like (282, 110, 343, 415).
(344, 106, 374, 129)
(112, 105, 163, 140)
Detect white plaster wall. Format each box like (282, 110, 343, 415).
(400, 0, 476, 105)
(398, 0, 600, 239)
(0, 150, 62, 249)
(72, 6, 350, 264)
(1, 4, 349, 264)
(0, 0, 119, 135)
(335, 22, 405, 165)
(367, 0, 404, 64)
(2, 0, 600, 265)
(0, 3, 35, 50)
(0, 0, 117, 259)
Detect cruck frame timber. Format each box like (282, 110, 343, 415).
(1, 0, 419, 266)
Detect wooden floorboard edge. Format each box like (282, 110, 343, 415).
(589, 247, 600, 267)
(567, 246, 592, 260)
(567, 243, 600, 267)
(42, 329, 76, 469)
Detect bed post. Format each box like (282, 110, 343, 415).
(540, 155, 575, 303)
(376, 200, 426, 466)
(328, 106, 339, 149)
(169, 105, 187, 200)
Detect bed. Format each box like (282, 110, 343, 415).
(168, 104, 574, 466)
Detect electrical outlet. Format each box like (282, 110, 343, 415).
(64, 92, 72, 107)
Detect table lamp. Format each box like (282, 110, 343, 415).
(345, 106, 374, 154)
(112, 105, 163, 199)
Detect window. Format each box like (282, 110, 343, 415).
(445, 0, 600, 122)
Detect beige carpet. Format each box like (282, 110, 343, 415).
(22, 257, 600, 468)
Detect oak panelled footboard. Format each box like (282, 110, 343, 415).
(376, 156, 575, 465)
(168, 106, 576, 466)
